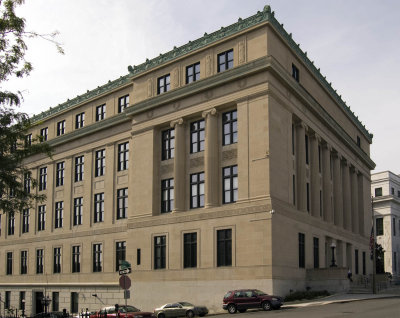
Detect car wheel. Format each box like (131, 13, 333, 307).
(158, 314, 165, 318)
(227, 304, 237, 314)
(186, 311, 194, 318)
(238, 309, 247, 313)
(262, 301, 271, 311)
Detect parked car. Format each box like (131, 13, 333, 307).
(154, 302, 208, 318)
(90, 305, 154, 318)
(222, 289, 283, 313)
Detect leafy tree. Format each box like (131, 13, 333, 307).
(375, 242, 385, 274)
(0, 0, 62, 215)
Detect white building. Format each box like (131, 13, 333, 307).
(372, 171, 400, 279)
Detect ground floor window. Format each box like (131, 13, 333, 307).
(71, 292, 79, 314)
(154, 235, 166, 269)
(217, 229, 232, 267)
(52, 292, 59, 311)
(299, 233, 305, 268)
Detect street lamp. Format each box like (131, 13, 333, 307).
(330, 242, 337, 267)
(21, 299, 25, 318)
(41, 295, 51, 313)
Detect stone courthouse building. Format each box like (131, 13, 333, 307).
(0, 6, 375, 315)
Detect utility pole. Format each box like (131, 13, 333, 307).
(372, 196, 377, 294)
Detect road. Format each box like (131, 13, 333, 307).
(218, 298, 400, 318)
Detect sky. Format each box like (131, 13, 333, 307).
(3, 0, 400, 173)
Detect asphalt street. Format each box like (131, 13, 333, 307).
(217, 298, 400, 318)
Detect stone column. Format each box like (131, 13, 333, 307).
(332, 151, 343, 227)
(351, 167, 359, 234)
(342, 159, 352, 231)
(171, 118, 186, 212)
(357, 173, 365, 236)
(296, 122, 307, 212)
(322, 143, 332, 223)
(310, 133, 321, 217)
(202, 108, 219, 208)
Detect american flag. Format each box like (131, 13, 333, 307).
(369, 226, 374, 260)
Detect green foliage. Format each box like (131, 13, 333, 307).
(375, 242, 385, 274)
(284, 290, 330, 302)
(0, 0, 60, 215)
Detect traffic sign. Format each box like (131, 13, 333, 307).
(119, 268, 131, 275)
(119, 275, 131, 290)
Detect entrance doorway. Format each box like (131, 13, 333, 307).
(35, 292, 44, 314)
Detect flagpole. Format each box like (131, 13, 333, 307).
(372, 196, 376, 294)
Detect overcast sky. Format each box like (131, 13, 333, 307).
(4, 0, 400, 173)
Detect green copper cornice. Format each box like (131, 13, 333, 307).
(31, 74, 131, 123)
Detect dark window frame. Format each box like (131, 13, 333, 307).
(40, 127, 48, 142)
(55, 201, 63, 229)
(73, 197, 83, 226)
(118, 95, 129, 113)
(95, 149, 106, 177)
(313, 237, 319, 269)
(161, 128, 175, 160)
(57, 120, 66, 136)
(95, 104, 106, 121)
(190, 119, 205, 153)
(184, 232, 197, 268)
(38, 205, 46, 231)
(117, 188, 128, 219)
(190, 172, 204, 209)
(186, 62, 200, 84)
(115, 241, 126, 272)
(292, 64, 299, 82)
(53, 247, 61, 274)
(36, 249, 44, 274)
(74, 156, 84, 182)
(223, 165, 238, 204)
(6, 251, 13, 275)
(20, 250, 28, 274)
(75, 112, 85, 129)
(8, 212, 15, 235)
(22, 209, 29, 234)
(93, 243, 102, 272)
(118, 142, 129, 171)
(39, 167, 47, 191)
(217, 229, 232, 267)
(72, 245, 81, 273)
(157, 74, 170, 95)
(217, 49, 233, 73)
(375, 187, 383, 197)
(222, 110, 237, 146)
(299, 233, 305, 268)
(376, 217, 384, 236)
(161, 178, 174, 213)
(94, 193, 104, 223)
(154, 235, 166, 269)
(56, 161, 65, 187)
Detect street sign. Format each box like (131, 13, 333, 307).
(119, 268, 131, 275)
(119, 275, 131, 290)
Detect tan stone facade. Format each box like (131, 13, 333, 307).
(0, 6, 374, 316)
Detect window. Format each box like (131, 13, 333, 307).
(184, 232, 197, 268)
(93, 243, 102, 272)
(292, 175, 296, 205)
(319, 190, 323, 217)
(355, 249, 359, 275)
(40, 127, 48, 142)
(25, 134, 32, 146)
(55, 201, 63, 229)
(118, 142, 129, 171)
(223, 165, 238, 204)
(8, 212, 15, 235)
(375, 187, 382, 197)
(53, 247, 61, 274)
(20, 251, 27, 274)
(71, 292, 79, 314)
(5, 291, 10, 309)
(292, 64, 299, 82)
(394, 252, 397, 273)
(72, 246, 81, 273)
(190, 119, 205, 153)
(217, 49, 233, 72)
(392, 187, 395, 195)
(190, 172, 204, 209)
(398, 190, 400, 198)
(161, 178, 174, 213)
(376, 217, 383, 236)
(56, 162, 65, 187)
(154, 235, 166, 269)
(75, 112, 85, 129)
(74, 156, 84, 182)
(52, 292, 59, 312)
(306, 182, 310, 212)
(305, 134, 309, 164)
(39, 167, 47, 190)
(186, 62, 200, 84)
(137, 249, 141, 266)
(73, 197, 83, 226)
(313, 237, 319, 269)
(157, 74, 170, 94)
(94, 193, 104, 223)
(117, 188, 128, 219)
(36, 249, 44, 274)
(6, 252, 12, 275)
(24, 172, 31, 193)
(222, 110, 237, 145)
(22, 209, 29, 233)
(362, 251, 366, 275)
(217, 229, 232, 267)
(95, 149, 105, 177)
(118, 95, 129, 113)
(20, 291, 26, 311)
(162, 128, 175, 160)
(393, 218, 396, 236)
(115, 241, 126, 271)
(96, 104, 106, 121)
(38, 205, 46, 231)
(298, 233, 305, 268)
(57, 120, 65, 136)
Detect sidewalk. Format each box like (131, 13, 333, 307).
(283, 289, 400, 308)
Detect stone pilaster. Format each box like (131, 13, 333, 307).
(171, 118, 186, 212)
(342, 159, 352, 231)
(296, 122, 307, 212)
(310, 133, 321, 217)
(202, 108, 219, 208)
(351, 167, 359, 234)
(322, 143, 333, 223)
(332, 151, 343, 227)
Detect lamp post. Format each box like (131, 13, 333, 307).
(21, 299, 25, 318)
(41, 295, 51, 314)
(330, 241, 337, 267)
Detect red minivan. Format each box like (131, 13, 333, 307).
(222, 289, 283, 313)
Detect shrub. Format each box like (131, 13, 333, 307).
(284, 290, 330, 302)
